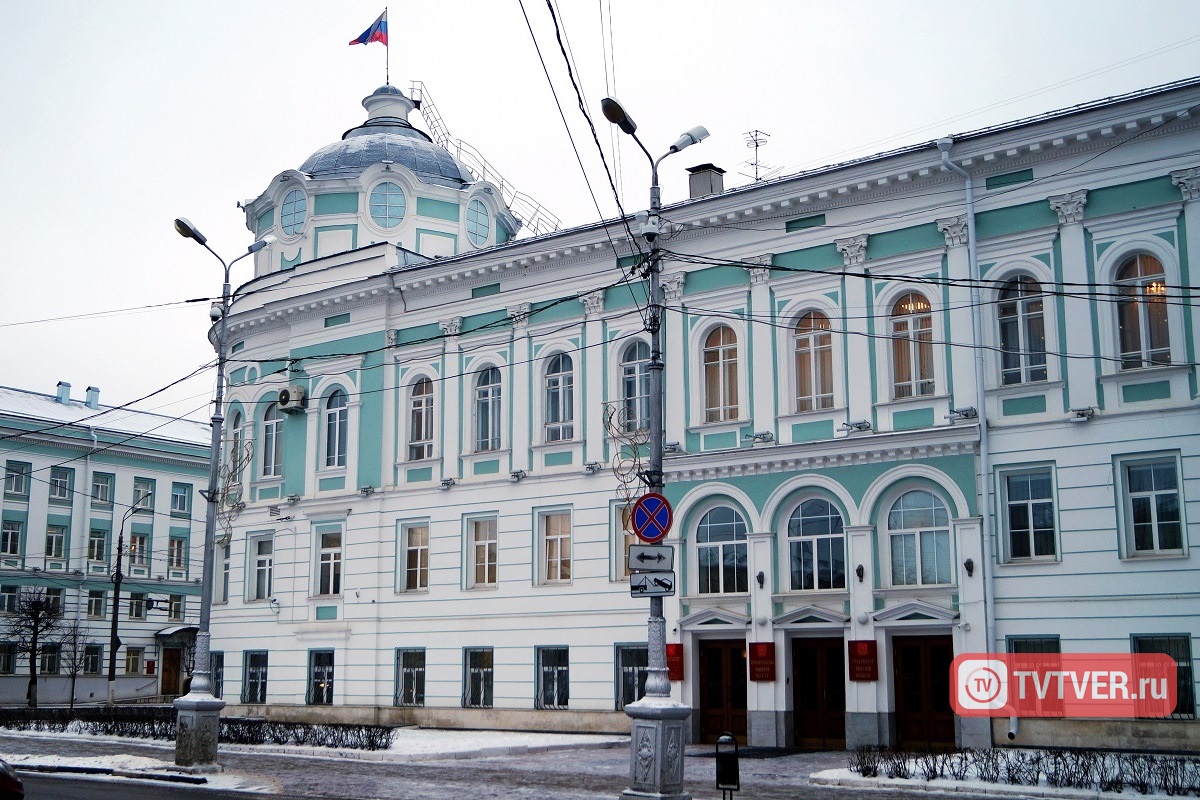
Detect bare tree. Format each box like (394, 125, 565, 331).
(59, 617, 92, 709)
(2, 587, 63, 708)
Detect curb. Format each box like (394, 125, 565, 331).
(218, 736, 629, 762)
(14, 764, 208, 785)
(811, 773, 1106, 800)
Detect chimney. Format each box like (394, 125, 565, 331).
(55, 381, 71, 404)
(85, 386, 100, 410)
(687, 163, 725, 199)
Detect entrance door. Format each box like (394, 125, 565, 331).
(698, 639, 747, 742)
(892, 635, 954, 749)
(792, 637, 846, 749)
(161, 648, 182, 698)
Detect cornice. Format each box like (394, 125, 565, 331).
(227, 286, 389, 339)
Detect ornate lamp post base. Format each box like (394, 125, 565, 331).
(173, 691, 225, 770)
(622, 697, 692, 800)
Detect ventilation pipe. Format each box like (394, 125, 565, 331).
(1008, 716, 1019, 740)
(686, 163, 725, 199)
(85, 386, 100, 410)
(55, 381, 71, 404)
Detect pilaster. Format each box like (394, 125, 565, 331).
(508, 304, 532, 472)
(938, 216, 979, 408)
(1171, 167, 1200, 396)
(440, 317, 463, 480)
(744, 255, 776, 436)
(662, 271, 688, 450)
(745, 530, 778, 747)
(580, 291, 607, 465)
(840, 238, 874, 424)
(1048, 191, 1098, 409)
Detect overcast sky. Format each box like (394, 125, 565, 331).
(1, 0, 1197, 422)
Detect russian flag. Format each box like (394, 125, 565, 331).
(349, 11, 388, 46)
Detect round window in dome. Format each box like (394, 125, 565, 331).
(281, 189, 307, 236)
(466, 199, 490, 247)
(369, 182, 407, 228)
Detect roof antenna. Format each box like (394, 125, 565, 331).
(740, 130, 782, 182)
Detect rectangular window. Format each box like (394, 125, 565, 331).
(1, 522, 22, 558)
(616, 645, 649, 710)
(1003, 469, 1057, 560)
(125, 646, 143, 675)
(170, 483, 191, 515)
(40, 644, 61, 675)
(1132, 635, 1195, 719)
(168, 595, 184, 621)
(890, 530, 952, 585)
(168, 537, 187, 570)
(614, 505, 637, 581)
(4, 462, 30, 497)
(219, 544, 231, 604)
(87, 590, 106, 618)
(88, 529, 107, 562)
(45, 588, 63, 615)
(133, 478, 155, 511)
(541, 511, 572, 584)
(0, 643, 14, 674)
(536, 646, 569, 710)
(128, 592, 146, 619)
(129, 533, 149, 566)
(91, 473, 113, 505)
(408, 380, 434, 460)
(403, 524, 428, 592)
(469, 517, 497, 588)
(211, 652, 224, 699)
(395, 648, 426, 707)
(48, 467, 73, 502)
(252, 538, 273, 600)
(243, 650, 268, 704)
(317, 530, 342, 596)
(0, 586, 17, 614)
(463, 647, 493, 708)
(84, 644, 103, 675)
(308, 650, 335, 705)
(1123, 457, 1183, 554)
(44, 525, 66, 560)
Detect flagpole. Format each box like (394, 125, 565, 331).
(385, 7, 390, 85)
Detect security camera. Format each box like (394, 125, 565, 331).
(209, 303, 224, 321)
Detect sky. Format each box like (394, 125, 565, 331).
(1, 0, 1198, 422)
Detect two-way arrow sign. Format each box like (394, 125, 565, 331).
(628, 544, 674, 573)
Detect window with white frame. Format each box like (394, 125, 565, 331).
(228, 411, 245, 485)
(128, 593, 146, 619)
(88, 529, 106, 562)
(536, 646, 569, 710)
(544, 353, 574, 442)
(3, 462, 29, 496)
(262, 403, 283, 478)
(44, 588, 63, 614)
(794, 311, 834, 412)
(219, 544, 230, 604)
(91, 473, 113, 505)
(84, 644, 103, 675)
(133, 478, 154, 511)
(129, 533, 149, 567)
(541, 511, 572, 583)
(788, 498, 846, 590)
(0, 586, 16, 614)
(324, 390, 348, 468)
(703, 326, 739, 422)
(997, 276, 1047, 385)
(402, 523, 429, 591)
(168, 594, 184, 621)
(621, 341, 651, 433)
(44, 525, 66, 560)
(891, 293, 935, 399)
(1, 522, 22, 557)
(87, 590, 105, 618)
(243, 650, 268, 703)
(280, 188, 307, 236)
(317, 529, 342, 596)
(408, 377, 434, 460)
(474, 367, 502, 452)
(469, 517, 497, 588)
(168, 537, 186, 570)
(1116, 253, 1171, 370)
(170, 483, 190, 515)
(48, 467, 72, 502)
(616, 645, 649, 710)
(887, 490, 952, 585)
(395, 648, 426, 706)
(125, 646, 144, 675)
(41, 644, 60, 675)
(1122, 456, 1183, 554)
(463, 647, 493, 707)
(252, 537, 273, 600)
(1132, 634, 1194, 719)
(614, 504, 637, 581)
(370, 181, 407, 228)
(0, 643, 13, 674)
(696, 506, 748, 594)
(1002, 469, 1057, 560)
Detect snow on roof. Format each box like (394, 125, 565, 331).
(0, 386, 210, 447)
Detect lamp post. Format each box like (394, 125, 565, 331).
(106, 493, 149, 706)
(602, 97, 708, 800)
(172, 217, 272, 768)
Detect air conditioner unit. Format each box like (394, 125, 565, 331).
(278, 385, 307, 413)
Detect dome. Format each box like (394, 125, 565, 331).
(297, 85, 474, 188)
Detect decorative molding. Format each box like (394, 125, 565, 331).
(439, 317, 462, 337)
(1170, 167, 1200, 202)
(580, 290, 605, 317)
(661, 272, 686, 302)
(936, 216, 968, 248)
(835, 234, 868, 266)
(385, 329, 398, 348)
(1048, 189, 1088, 225)
(507, 303, 531, 330)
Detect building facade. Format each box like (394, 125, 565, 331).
(211, 79, 1199, 751)
(0, 383, 210, 704)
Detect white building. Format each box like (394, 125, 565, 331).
(0, 383, 210, 704)
(211, 78, 1200, 751)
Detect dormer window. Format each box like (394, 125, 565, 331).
(281, 189, 307, 235)
(466, 199, 490, 247)
(370, 182, 406, 228)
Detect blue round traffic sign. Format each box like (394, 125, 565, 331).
(632, 492, 673, 543)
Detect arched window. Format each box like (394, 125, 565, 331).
(794, 311, 833, 412)
(475, 367, 502, 452)
(280, 189, 307, 236)
(466, 199, 490, 247)
(788, 498, 845, 590)
(262, 403, 283, 478)
(324, 390, 348, 468)
(703, 326, 739, 423)
(228, 411, 244, 481)
(696, 506, 748, 594)
(891, 293, 934, 399)
(887, 490, 951, 586)
(369, 181, 406, 228)
(998, 276, 1047, 385)
(408, 378, 434, 460)
(1116, 254, 1170, 369)
(544, 354, 574, 442)
(621, 341, 651, 433)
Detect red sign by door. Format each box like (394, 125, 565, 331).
(749, 642, 776, 681)
(848, 640, 878, 681)
(666, 643, 684, 681)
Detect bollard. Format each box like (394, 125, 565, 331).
(715, 732, 740, 799)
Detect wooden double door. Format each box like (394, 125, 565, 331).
(792, 637, 846, 749)
(892, 635, 955, 749)
(697, 639, 747, 742)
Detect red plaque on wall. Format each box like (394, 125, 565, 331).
(748, 642, 776, 681)
(666, 643, 684, 681)
(848, 640, 878, 681)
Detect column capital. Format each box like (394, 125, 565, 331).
(580, 290, 605, 317)
(835, 234, 868, 267)
(1048, 189, 1088, 225)
(439, 316, 462, 337)
(1170, 167, 1200, 202)
(662, 272, 686, 302)
(936, 215, 969, 247)
(385, 329, 398, 348)
(507, 303, 531, 331)
(743, 253, 773, 285)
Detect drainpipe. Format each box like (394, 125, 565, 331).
(937, 139, 1001, 733)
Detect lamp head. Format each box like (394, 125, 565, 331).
(174, 217, 207, 246)
(247, 234, 277, 254)
(670, 125, 710, 153)
(600, 97, 637, 135)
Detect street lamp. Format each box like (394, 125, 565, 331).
(172, 217, 273, 768)
(602, 97, 707, 800)
(106, 492, 150, 706)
